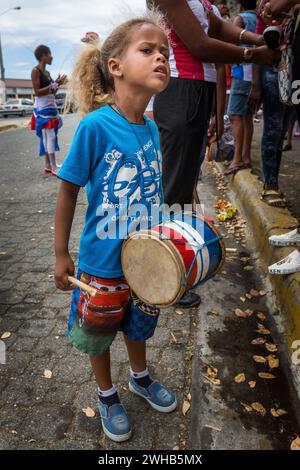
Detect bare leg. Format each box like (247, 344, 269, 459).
(229, 115, 244, 167)
(45, 152, 51, 170)
(123, 335, 147, 373)
(48, 152, 58, 173)
(90, 350, 113, 391)
(242, 114, 254, 165)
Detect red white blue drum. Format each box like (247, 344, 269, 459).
(121, 212, 225, 307)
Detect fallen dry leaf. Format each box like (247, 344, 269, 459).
(226, 247, 237, 253)
(257, 312, 266, 321)
(258, 372, 277, 379)
(250, 289, 259, 297)
(207, 309, 219, 316)
(234, 373, 246, 383)
(259, 290, 267, 297)
(175, 309, 184, 315)
(251, 337, 266, 345)
(182, 400, 191, 416)
(253, 355, 267, 363)
(82, 407, 95, 418)
(43, 369, 52, 379)
(173, 446, 180, 451)
(290, 436, 300, 450)
(251, 402, 266, 417)
(170, 332, 177, 343)
(267, 355, 279, 369)
(203, 424, 222, 432)
(265, 343, 278, 352)
(271, 408, 288, 418)
(256, 323, 271, 335)
(248, 381, 256, 388)
(245, 293, 252, 300)
(207, 365, 218, 378)
(240, 297, 246, 303)
(244, 265, 254, 271)
(187, 393, 192, 401)
(1, 332, 11, 339)
(240, 402, 253, 412)
(235, 308, 253, 318)
(202, 374, 221, 386)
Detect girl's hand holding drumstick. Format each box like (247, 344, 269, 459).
(55, 253, 75, 291)
(55, 254, 98, 296)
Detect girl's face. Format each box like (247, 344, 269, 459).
(115, 24, 170, 94)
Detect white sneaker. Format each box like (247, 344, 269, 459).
(269, 229, 300, 247)
(268, 250, 300, 275)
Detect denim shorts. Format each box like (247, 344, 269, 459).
(67, 271, 160, 355)
(227, 78, 252, 116)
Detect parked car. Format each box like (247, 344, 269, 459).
(0, 98, 34, 117)
(55, 91, 75, 113)
(55, 92, 66, 113)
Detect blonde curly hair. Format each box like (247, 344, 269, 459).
(67, 12, 166, 116)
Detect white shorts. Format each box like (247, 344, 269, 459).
(42, 128, 56, 154)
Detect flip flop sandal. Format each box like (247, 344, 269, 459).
(261, 190, 287, 208)
(224, 164, 247, 176)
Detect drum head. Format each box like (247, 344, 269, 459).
(121, 233, 183, 307)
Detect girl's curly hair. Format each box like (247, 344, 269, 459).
(67, 11, 166, 116)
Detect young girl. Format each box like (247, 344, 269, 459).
(55, 16, 176, 443)
(31, 45, 66, 176)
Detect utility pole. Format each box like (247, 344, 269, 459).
(0, 7, 22, 81)
(0, 33, 5, 80)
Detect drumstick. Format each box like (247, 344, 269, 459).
(67, 276, 98, 297)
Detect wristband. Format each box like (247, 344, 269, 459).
(239, 29, 247, 43)
(50, 82, 59, 92)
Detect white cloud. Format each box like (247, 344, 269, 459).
(15, 61, 30, 67)
(1, 0, 146, 47)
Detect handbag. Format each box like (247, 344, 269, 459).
(278, 11, 298, 105)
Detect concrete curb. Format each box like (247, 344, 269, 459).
(0, 119, 30, 133)
(0, 124, 18, 132)
(215, 162, 300, 395)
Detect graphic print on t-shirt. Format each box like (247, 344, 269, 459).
(101, 141, 161, 207)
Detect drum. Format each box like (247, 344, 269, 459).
(121, 212, 225, 307)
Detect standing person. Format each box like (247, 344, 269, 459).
(31, 45, 66, 176)
(151, 0, 279, 307)
(268, 0, 300, 274)
(55, 17, 177, 443)
(250, 0, 289, 207)
(225, 0, 257, 175)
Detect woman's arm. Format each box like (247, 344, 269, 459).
(215, 63, 226, 138)
(209, 11, 264, 47)
(153, 0, 277, 65)
(55, 180, 80, 290)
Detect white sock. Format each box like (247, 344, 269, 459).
(98, 384, 117, 397)
(130, 368, 149, 379)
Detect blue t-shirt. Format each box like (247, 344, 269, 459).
(58, 104, 163, 278)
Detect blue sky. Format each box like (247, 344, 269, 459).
(0, 0, 145, 79)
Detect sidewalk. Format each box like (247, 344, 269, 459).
(216, 122, 300, 400)
(0, 117, 30, 132)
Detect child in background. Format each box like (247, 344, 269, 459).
(55, 15, 176, 443)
